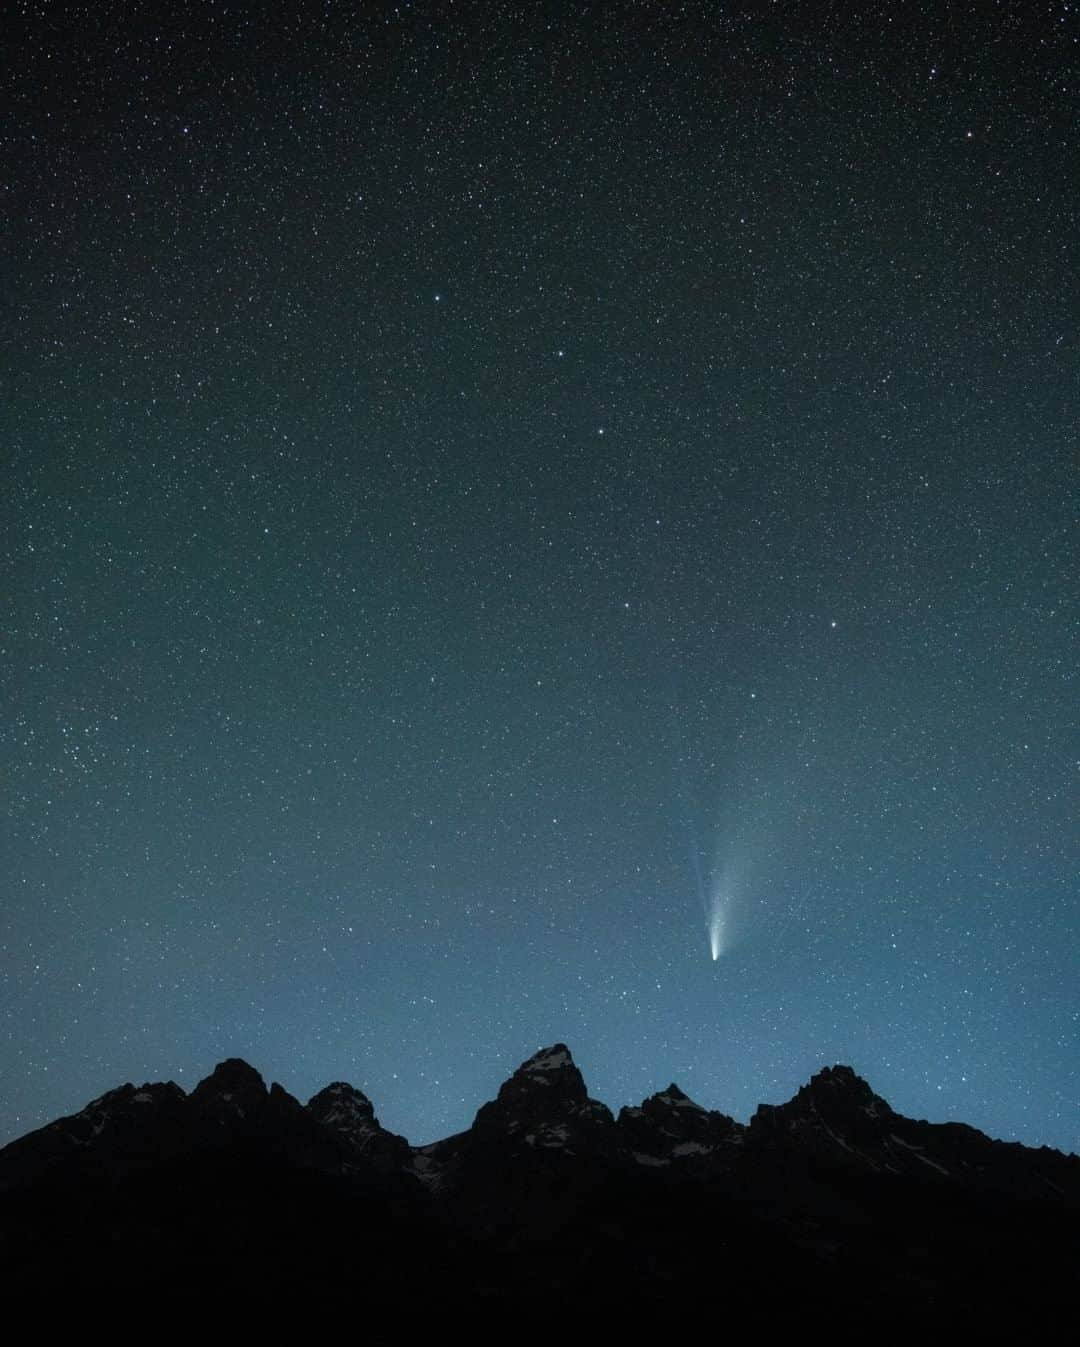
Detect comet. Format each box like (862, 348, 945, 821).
(708, 886, 728, 960)
(674, 756, 745, 961)
(708, 914, 723, 960)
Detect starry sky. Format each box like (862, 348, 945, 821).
(3, 1, 1077, 1154)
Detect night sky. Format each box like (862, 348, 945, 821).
(3, 1, 1077, 1154)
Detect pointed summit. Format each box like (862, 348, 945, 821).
(470, 1044, 615, 1156)
(618, 1082, 741, 1165)
(189, 1058, 269, 1122)
(807, 1063, 884, 1102)
(307, 1081, 410, 1171)
(522, 1043, 575, 1071)
(308, 1081, 378, 1132)
(481, 1044, 590, 1117)
(192, 1057, 267, 1091)
(654, 1083, 700, 1109)
(512, 1043, 586, 1092)
(749, 1063, 901, 1170)
(753, 1064, 892, 1134)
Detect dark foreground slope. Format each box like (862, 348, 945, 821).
(1, 1047, 1076, 1331)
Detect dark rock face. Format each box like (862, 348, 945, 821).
(307, 1080, 378, 1134)
(307, 1081, 410, 1172)
(470, 1044, 616, 1156)
(745, 1063, 1080, 1201)
(749, 1063, 898, 1163)
(1, 1048, 1076, 1328)
(0, 1079, 189, 1190)
(188, 1057, 270, 1123)
(617, 1083, 741, 1169)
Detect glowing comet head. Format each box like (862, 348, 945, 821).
(708, 894, 727, 961)
(697, 821, 752, 962)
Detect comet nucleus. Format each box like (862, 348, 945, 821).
(708, 888, 728, 960)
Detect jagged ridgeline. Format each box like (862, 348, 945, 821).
(2, 1046, 1077, 1328)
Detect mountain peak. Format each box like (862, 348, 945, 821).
(754, 1063, 888, 1119)
(307, 1081, 408, 1170)
(520, 1043, 576, 1074)
(618, 1080, 741, 1165)
(498, 1043, 587, 1102)
(469, 1043, 614, 1154)
(308, 1081, 377, 1130)
(193, 1057, 267, 1091)
(800, 1064, 890, 1115)
(653, 1083, 701, 1109)
(189, 1058, 268, 1120)
(749, 1063, 897, 1161)
(810, 1063, 870, 1090)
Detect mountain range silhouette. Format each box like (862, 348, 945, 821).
(2, 1044, 1075, 1329)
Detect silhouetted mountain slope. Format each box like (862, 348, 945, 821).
(1, 1046, 1075, 1328)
